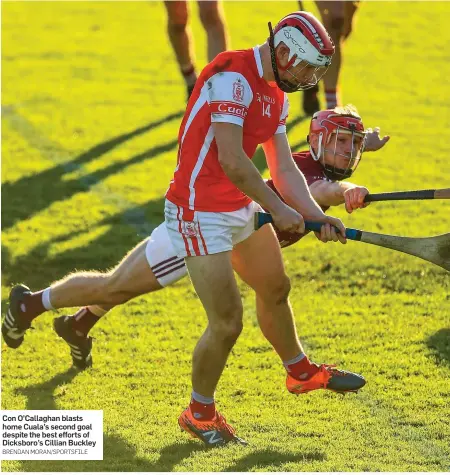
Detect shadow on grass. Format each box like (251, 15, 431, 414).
(224, 448, 325, 471)
(11, 369, 204, 471)
(2, 114, 310, 292)
(10, 369, 323, 472)
(2, 195, 166, 290)
(2, 110, 182, 232)
(426, 328, 450, 367)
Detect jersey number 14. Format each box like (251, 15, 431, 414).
(262, 103, 271, 118)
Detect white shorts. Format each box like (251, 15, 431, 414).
(164, 199, 263, 258)
(145, 223, 188, 288)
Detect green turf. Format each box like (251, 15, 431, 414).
(1, 0, 450, 471)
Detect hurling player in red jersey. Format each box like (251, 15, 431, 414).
(2, 105, 389, 373)
(2, 105, 389, 363)
(2, 13, 386, 446)
(164, 10, 364, 446)
(3, 103, 389, 445)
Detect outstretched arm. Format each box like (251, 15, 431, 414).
(309, 180, 370, 214)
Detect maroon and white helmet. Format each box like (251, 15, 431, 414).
(268, 12, 334, 92)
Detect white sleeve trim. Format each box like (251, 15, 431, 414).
(275, 124, 287, 135)
(275, 93, 289, 134)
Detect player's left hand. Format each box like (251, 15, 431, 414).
(364, 127, 390, 152)
(344, 186, 370, 213)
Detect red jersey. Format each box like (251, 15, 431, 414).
(266, 151, 331, 248)
(166, 47, 289, 212)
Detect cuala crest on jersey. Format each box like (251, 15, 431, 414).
(233, 79, 245, 102)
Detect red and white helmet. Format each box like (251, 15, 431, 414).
(309, 107, 366, 180)
(268, 12, 334, 92)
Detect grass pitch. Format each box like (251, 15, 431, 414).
(1, 1, 450, 471)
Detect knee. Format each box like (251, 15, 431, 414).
(217, 318, 243, 346)
(266, 275, 291, 305)
(167, 13, 188, 34)
(324, 16, 345, 42)
(199, 6, 222, 30)
(210, 307, 243, 346)
(168, 22, 188, 35)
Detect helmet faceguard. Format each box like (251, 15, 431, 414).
(309, 109, 366, 180)
(268, 12, 334, 93)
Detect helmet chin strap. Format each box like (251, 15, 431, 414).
(268, 22, 300, 94)
(310, 133, 323, 162)
(323, 165, 353, 181)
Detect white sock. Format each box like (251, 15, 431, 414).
(191, 391, 214, 405)
(283, 352, 306, 370)
(325, 89, 339, 109)
(42, 288, 55, 311)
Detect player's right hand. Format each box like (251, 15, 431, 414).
(344, 186, 370, 213)
(271, 204, 305, 234)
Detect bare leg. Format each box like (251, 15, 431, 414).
(343, 1, 360, 40)
(231, 226, 366, 395)
(50, 238, 162, 308)
(316, 1, 346, 107)
(299, 0, 320, 115)
(232, 226, 303, 361)
(164, 0, 197, 87)
(197, 0, 228, 62)
(186, 252, 243, 397)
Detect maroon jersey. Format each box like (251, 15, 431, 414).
(266, 151, 331, 248)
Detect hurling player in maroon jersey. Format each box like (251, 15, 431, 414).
(267, 104, 389, 247)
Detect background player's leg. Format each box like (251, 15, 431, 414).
(185, 252, 243, 398)
(52, 221, 187, 337)
(53, 232, 187, 369)
(197, 0, 229, 62)
(298, 0, 320, 115)
(315, 0, 346, 108)
(51, 240, 162, 369)
(50, 238, 166, 369)
(2, 238, 159, 355)
(164, 0, 197, 98)
(343, 1, 360, 40)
